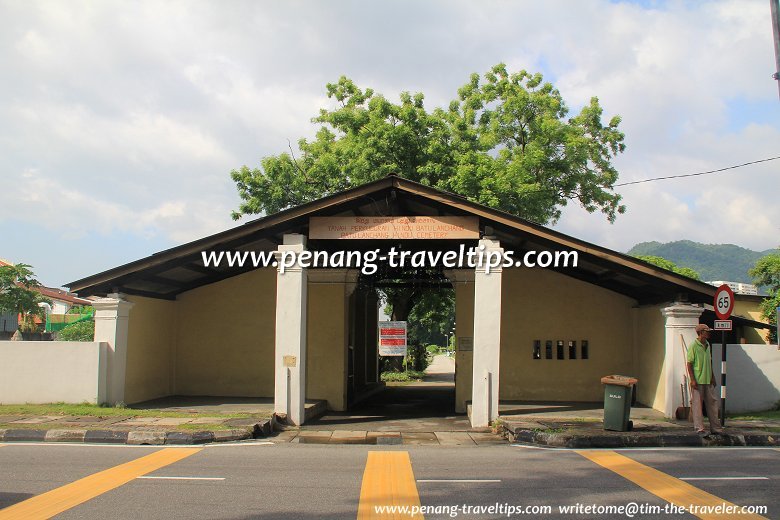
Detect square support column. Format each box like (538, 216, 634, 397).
(274, 234, 308, 425)
(661, 303, 704, 418)
(471, 238, 503, 427)
(92, 293, 134, 406)
(444, 269, 475, 414)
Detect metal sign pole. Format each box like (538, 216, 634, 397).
(714, 284, 734, 428)
(720, 330, 727, 427)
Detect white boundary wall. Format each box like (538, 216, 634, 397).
(711, 343, 780, 413)
(0, 341, 108, 404)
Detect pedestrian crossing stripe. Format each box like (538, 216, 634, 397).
(357, 451, 423, 519)
(0, 448, 201, 519)
(577, 450, 767, 520)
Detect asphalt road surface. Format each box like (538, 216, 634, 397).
(0, 442, 776, 519)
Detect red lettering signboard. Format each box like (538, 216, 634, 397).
(379, 321, 407, 356)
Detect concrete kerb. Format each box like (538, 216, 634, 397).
(501, 420, 780, 448)
(0, 418, 273, 445)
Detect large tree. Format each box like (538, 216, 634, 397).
(231, 63, 625, 225)
(231, 64, 626, 324)
(0, 263, 47, 332)
(749, 248, 780, 343)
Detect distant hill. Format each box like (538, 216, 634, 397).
(626, 240, 775, 284)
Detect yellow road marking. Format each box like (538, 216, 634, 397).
(577, 450, 767, 520)
(357, 451, 423, 519)
(0, 447, 201, 519)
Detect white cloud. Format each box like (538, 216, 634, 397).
(1, 167, 238, 246)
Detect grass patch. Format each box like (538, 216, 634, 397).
(729, 410, 780, 420)
(380, 370, 426, 383)
(0, 403, 262, 419)
(533, 427, 566, 434)
(0, 422, 244, 432)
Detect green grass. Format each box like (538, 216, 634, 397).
(0, 403, 262, 419)
(380, 370, 426, 383)
(0, 422, 246, 432)
(729, 410, 780, 420)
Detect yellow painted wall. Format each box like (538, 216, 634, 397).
(633, 305, 666, 410)
(734, 299, 770, 344)
(454, 279, 475, 413)
(306, 282, 348, 411)
(175, 268, 276, 396)
(499, 268, 637, 402)
(124, 295, 176, 404)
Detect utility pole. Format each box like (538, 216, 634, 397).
(772, 0, 780, 98)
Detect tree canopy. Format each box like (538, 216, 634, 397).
(231, 63, 626, 226)
(0, 263, 47, 330)
(634, 255, 702, 281)
(749, 248, 780, 342)
(231, 65, 627, 332)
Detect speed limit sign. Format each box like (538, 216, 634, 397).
(714, 284, 735, 320)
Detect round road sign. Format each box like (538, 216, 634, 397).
(714, 284, 735, 320)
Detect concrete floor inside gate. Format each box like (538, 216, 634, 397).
(302, 354, 477, 432)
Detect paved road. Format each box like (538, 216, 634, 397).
(0, 442, 776, 519)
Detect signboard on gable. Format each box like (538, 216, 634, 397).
(310, 216, 479, 240)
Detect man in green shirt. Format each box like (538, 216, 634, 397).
(687, 324, 723, 435)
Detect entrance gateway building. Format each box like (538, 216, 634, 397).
(68, 176, 767, 427)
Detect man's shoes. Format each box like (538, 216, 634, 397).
(711, 429, 724, 435)
(697, 429, 709, 437)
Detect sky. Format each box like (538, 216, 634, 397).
(1, 0, 779, 288)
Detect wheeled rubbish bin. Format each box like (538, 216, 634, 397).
(601, 375, 638, 431)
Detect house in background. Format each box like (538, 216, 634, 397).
(1, 258, 92, 333)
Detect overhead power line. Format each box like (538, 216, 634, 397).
(614, 155, 780, 187)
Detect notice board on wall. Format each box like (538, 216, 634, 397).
(378, 321, 407, 357)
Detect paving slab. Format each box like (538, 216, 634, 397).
(468, 432, 507, 445)
(152, 418, 196, 426)
(402, 432, 439, 445)
(118, 417, 161, 426)
(269, 430, 299, 443)
(11, 416, 62, 424)
(296, 430, 333, 444)
(49, 416, 105, 424)
(435, 431, 476, 446)
(329, 430, 367, 444)
(188, 417, 229, 424)
(92, 417, 133, 427)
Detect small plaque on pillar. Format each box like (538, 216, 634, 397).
(457, 337, 473, 352)
(283, 355, 297, 367)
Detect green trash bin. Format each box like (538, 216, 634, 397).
(601, 375, 638, 432)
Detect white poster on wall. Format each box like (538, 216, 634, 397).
(378, 321, 407, 356)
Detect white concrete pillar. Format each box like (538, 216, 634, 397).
(661, 303, 704, 418)
(92, 293, 134, 406)
(471, 238, 503, 427)
(274, 234, 308, 425)
(444, 269, 475, 414)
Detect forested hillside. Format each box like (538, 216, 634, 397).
(627, 240, 774, 284)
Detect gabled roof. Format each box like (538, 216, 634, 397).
(36, 286, 92, 306)
(67, 175, 722, 304)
